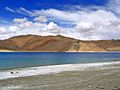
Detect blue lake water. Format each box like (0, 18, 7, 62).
(0, 52, 120, 70)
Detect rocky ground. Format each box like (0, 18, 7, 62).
(0, 64, 120, 90)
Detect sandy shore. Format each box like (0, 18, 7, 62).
(0, 50, 119, 52)
(0, 50, 13, 52)
(0, 61, 120, 90)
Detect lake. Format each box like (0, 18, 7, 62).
(0, 52, 120, 70)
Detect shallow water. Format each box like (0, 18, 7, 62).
(0, 52, 120, 69)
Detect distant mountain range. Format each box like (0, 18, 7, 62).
(0, 35, 120, 52)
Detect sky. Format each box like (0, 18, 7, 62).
(0, 0, 120, 40)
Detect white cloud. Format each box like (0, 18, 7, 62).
(13, 18, 28, 23)
(76, 22, 94, 33)
(47, 22, 57, 30)
(1, 8, 120, 40)
(17, 7, 36, 17)
(0, 27, 7, 34)
(33, 16, 47, 22)
(107, 0, 120, 15)
(33, 8, 120, 40)
(0, 18, 59, 40)
(9, 26, 20, 32)
(1, 1, 120, 40)
(5, 7, 15, 13)
(37, 9, 80, 22)
(47, 22, 59, 34)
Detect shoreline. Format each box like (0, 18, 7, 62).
(0, 61, 120, 80)
(0, 51, 120, 52)
(0, 61, 120, 90)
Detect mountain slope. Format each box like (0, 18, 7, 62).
(0, 35, 120, 52)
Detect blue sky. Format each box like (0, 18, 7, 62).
(0, 0, 120, 40)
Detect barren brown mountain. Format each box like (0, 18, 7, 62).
(0, 35, 120, 52)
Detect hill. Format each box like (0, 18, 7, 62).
(0, 35, 120, 52)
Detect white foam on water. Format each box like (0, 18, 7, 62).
(0, 61, 120, 80)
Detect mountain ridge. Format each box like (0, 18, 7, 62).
(0, 34, 120, 52)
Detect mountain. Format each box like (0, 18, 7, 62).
(0, 35, 120, 52)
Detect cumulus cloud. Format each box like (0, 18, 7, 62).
(13, 18, 28, 23)
(47, 22, 57, 30)
(0, 27, 7, 34)
(76, 22, 94, 33)
(47, 22, 59, 34)
(9, 26, 20, 32)
(34, 8, 120, 40)
(0, 18, 59, 40)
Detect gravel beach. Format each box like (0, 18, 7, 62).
(0, 62, 120, 90)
